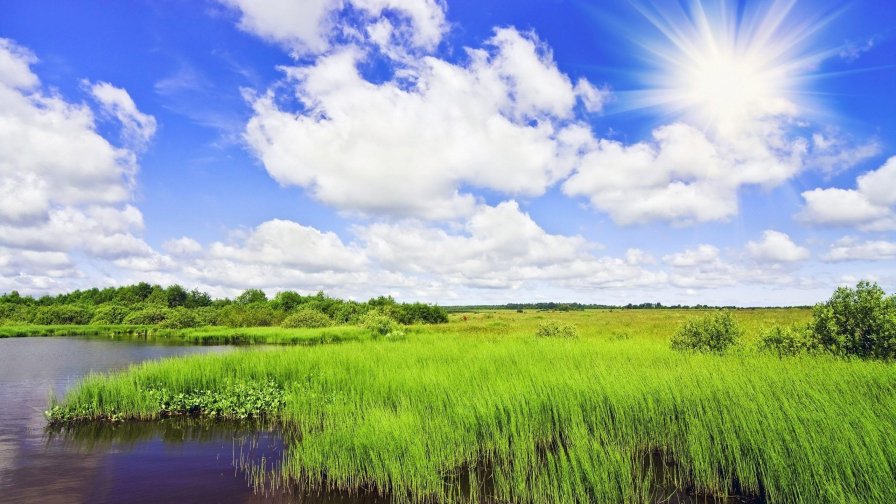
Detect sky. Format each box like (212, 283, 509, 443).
(0, 0, 894, 306)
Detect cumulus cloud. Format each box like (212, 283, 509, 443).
(111, 202, 665, 300)
(219, 0, 446, 55)
(89, 81, 158, 149)
(358, 201, 663, 290)
(825, 237, 896, 262)
(662, 243, 808, 290)
(746, 230, 810, 263)
(563, 119, 807, 226)
(798, 156, 896, 231)
(0, 39, 156, 286)
(244, 28, 597, 220)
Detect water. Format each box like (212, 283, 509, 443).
(0, 337, 281, 503)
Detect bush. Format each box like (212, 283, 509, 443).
(360, 311, 403, 339)
(392, 303, 449, 325)
(158, 307, 201, 329)
(535, 321, 579, 338)
(32, 305, 94, 325)
(216, 304, 282, 327)
(281, 308, 333, 328)
(758, 324, 818, 357)
(123, 306, 171, 325)
(811, 281, 896, 359)
(90, 304, 130, 325)
(671, 311, 741, 353)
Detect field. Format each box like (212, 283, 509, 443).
(45, 308, 896, 503)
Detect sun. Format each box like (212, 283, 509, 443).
(626, 0, 831, 131)
(680, 47, 778, 123)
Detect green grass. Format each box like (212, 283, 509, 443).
(0, 324, 368, 345)
(46, 308, 896, 503)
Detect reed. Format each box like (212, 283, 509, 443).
(48, 308, 896, 503)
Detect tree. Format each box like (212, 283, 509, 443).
(812, 281, 896, 359)
(235, 289, 268, 305)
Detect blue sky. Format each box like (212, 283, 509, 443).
(0, 0, 894, 305)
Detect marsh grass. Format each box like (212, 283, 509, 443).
(46, 308, 896, 503)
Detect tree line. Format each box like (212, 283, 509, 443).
(0, 283, 448, 329)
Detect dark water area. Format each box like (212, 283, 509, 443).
(0, 337, 282, 503)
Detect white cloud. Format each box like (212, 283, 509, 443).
(574, 78, 610, 114)
(663, 244, 721, 268)
(563, 120, 807, 225)
(825, 237, 896, 262)
(746, 230, 810, 263)
(244, 28, 595, 220)
(220, 0, 341, 54)
(0, 39, 156, 285)
(219, 0, 446, 55)
(163, 237, 202, 256)
(207, 219, 367, 272)
(798, 156, 896, 231)
(0, 46, 138, 224)
(809, 132, 880, 174)
(0, 39, 38, 89)
(89, 81, 158, 150)
(662, 243, 808, 290)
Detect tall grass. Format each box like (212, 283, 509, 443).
(47, 308, 896, 503)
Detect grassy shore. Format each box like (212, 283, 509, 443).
(45, 308, 896, 503)
(0, 324, 368, 345)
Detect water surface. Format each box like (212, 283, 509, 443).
(0, 336, 282, 503)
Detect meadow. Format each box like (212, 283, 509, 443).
(43, 307, 896, 504)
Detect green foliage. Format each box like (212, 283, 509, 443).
(360, 310, 403, 339)
(122, 306, 171, 325)
(272, 290, 304, 312)
(757, 324, 818, 357)
(392, 302, 450, 325)
(281, 308, 333, 328)
(158, 307, 201, 329)
(90, 304, 130, 325)
(216, 303, 281, 327)
(164, 284, 188, 308)
(32, 305, 93, 325)
(811, 281, 896, 359)
(236, 289, 268, 305)
(535, 320, 579, 338)
(671, 310, 742, 353)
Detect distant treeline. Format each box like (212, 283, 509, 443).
(0, 283, 448, 328)
(445, 302, 811, 312)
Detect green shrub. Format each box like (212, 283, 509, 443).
(90, 304, 130, 325)
(32, 305, 93, 325)
(158, 307, 201, 329)
(392, 303, 449, 325)
(191, 306, 220, 326)
(123, 306, 171, 325)
(671, 311, 741, 353)
(216, 304, 282, 327)
(360, 311, 403, 339)
(811, 281, 896, 359)
(535, 321, 579, 338)
(758, 324, 818, 357)
(281, 308, 333, 328)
